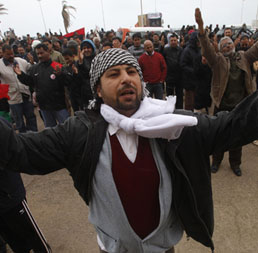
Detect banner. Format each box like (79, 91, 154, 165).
(0, 84, 10, 100)
(63, 28, 85, 38)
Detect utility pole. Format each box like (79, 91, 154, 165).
(37, 0, 47, 33)
(100, 0, 106, 30)
(241, 0, 246, 24)
(140, 0, 144, 27)
(256, 3, 258, 21)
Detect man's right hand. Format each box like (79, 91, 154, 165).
(13, 64, 22, 75)
(195, 8, 205, 35)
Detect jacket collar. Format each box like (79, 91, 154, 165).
(39, 58, 52, 67)
(2, 58, 17, 66)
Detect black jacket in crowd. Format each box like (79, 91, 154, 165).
(1, 91, 258, 251)
(77, 56, 94, 108)
(180, 32, 201, 90)
(194, 57, 212, 110)
(62, 63, 83, 111)
(17, 59, 67, 111)
(162, 46, 183, 85)
(0, 117, 25, 214)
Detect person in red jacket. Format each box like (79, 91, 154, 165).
(138, 40, 167, 99)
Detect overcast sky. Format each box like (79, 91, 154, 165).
(0, 0, 257, 37)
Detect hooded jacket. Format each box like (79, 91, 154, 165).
(77, 40, 96, 108)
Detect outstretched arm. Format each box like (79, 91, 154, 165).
(0, 116, 88, 175)
(13, 64, 35, 88)
(199, 91, 258, 155)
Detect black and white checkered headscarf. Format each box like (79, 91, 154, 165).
(89, 48, 148, 109)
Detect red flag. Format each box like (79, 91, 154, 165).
(63, 28, 85, 39)
(51, 61, 63, 71)
(0, 84, 10, 100)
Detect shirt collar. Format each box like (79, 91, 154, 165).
(108, 123, 120, 136)
(3, 58, 17, 66)
(145, 51, 155, 56)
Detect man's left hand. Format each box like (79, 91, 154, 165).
(13, 64, 22, 75)
(27, 53, 34, 65)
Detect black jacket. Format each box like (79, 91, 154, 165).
(194, 58, 212, 110)
(180, 32, 201, 90)
(0, 117, 25, 214)
(1, 91, 258, 251)
(62, 63, 82, 102)
(18, 59, 67, 111)
(162, 46, 183, 84)
(77, 56, 94, 108)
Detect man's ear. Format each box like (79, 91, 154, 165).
(96, 84, 102, 98)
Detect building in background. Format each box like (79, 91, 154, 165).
(137, 12, 163, 27)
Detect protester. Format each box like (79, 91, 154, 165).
(193, 56, 212, 113)
(128, 33, 144, 60)
(195, 8, 258, 176)
(13, 43, 69, 127)
(62, 49, 83, 112)
(52, 37, 62, 52)
(236, 34, 251, 51)
(77, 39, 95, 109)
(102, 41, 112, 51)
(123, 35, 133, 49)
(1, 47, 258, 253)
(0, 116, 51, 253)
(67, 39, 79, 61)
(42, 38, 65, 65)
(111, 36, 122, 49)
(162, 34, 183, 108)
(0, 45, 38, 133)
(152, 33, 162, 52)
(93, 37, 102, 54)
(139, 40, 167, 99)
(180, 31, 201, 110)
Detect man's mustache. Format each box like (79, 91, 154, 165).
(118, 83, 137, 94)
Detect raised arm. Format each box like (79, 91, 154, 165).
(195, 8, 205, 36)
(244, 41, 258, 65)
(195, 8, 219, 67)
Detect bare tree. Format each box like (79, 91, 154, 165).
(0, 3, 8, 15)
(62, 1, 76, 34)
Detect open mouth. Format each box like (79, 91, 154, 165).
(120, 89, 135, 96)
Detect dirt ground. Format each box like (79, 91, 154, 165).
(6, 114, 258, 253)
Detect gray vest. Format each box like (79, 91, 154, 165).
(89, 133, 183, 253)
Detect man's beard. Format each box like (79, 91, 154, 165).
(223, 48, 235, 57)
(116, 84, 142, 112)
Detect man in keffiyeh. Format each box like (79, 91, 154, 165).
(1, 46, 258, 253)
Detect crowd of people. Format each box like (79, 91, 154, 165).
(0, 8, 258, 252)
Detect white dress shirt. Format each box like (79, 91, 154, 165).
(108, 123, 139, 163)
